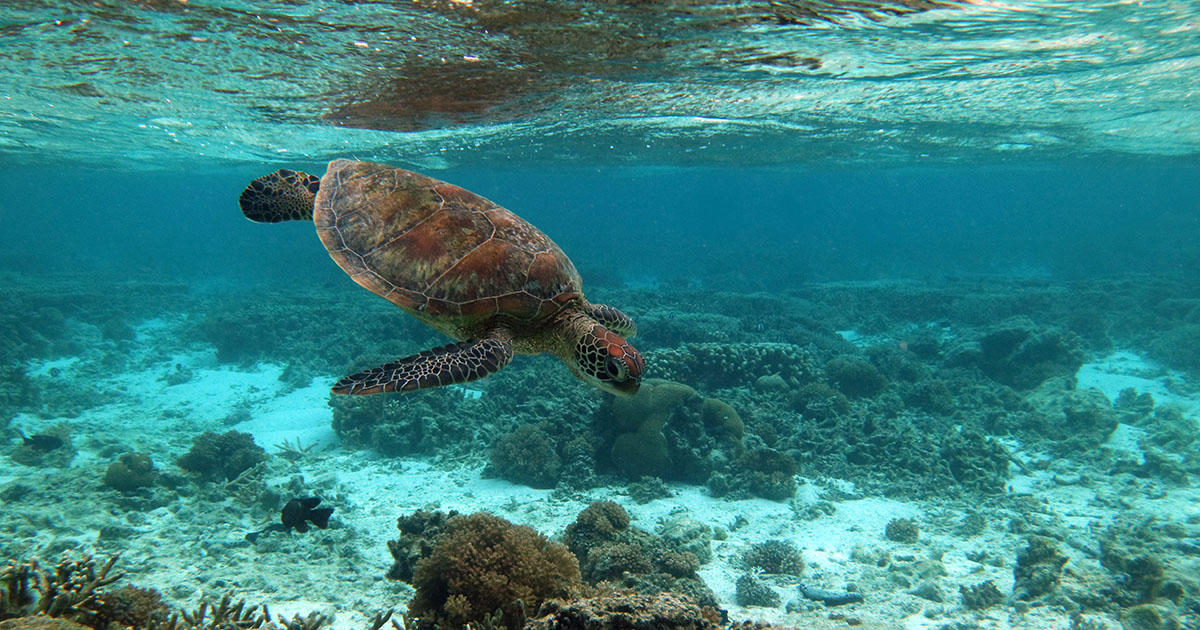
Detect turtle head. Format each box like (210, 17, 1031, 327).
(572, 324, 644, 396)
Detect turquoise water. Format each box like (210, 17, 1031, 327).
(2, 2, 1200, 630)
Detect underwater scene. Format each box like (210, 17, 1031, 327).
(2, 1, 1199, 630)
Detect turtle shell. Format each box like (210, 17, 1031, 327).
(314, 159, 582, 324)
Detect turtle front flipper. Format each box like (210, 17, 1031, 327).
(589, 304, 637, 338)
(239, 169, 321, 223)
(331, 335, 514, 395)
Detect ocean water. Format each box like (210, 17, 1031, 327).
(2, 2, 1199, 630)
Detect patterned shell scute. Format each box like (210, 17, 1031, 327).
(314, 159, 582, 322)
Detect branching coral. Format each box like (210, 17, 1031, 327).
(1, 555, 327, 630)
(0, 554, 122, 624)
(163, 592, 326, 630)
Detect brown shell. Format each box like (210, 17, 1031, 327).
(313, 159, 582, 325)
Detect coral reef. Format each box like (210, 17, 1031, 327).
(824, 356, 886, 398)
(1013, 536, 1069, 601)
(788, 383, 850, 422)
(741, 540, 804, 576)
(0, 365, 38, 415)
(626, 477, 673, 504)
(598, 379, 746, 488)
(646, 343, 817, 391)
(734, 574, 781, 608)
(525, 593, 722, 630)
(387, 510, 460, 582)
(561, 502, 716, 609)
(176, 430, 266, 482)
(654, 517, 714, 565)
(939, 429, 1011, 493)
(603, 379, 697, 479)
(103, 453, 157, 493)
(959, 580, 1003, 610)
(975, 318, 1086, 390)
(1024, 381, 1119, 452)
(1148, 324, 1200, 373)
(488, 424, 561, 489)
(0, 555, 307, 630)
(331, 386, 489, 458)
(195, 291, 431, 375)
(407, 512, 581, 630)
(0, 555, 121, 624)
(884, 518, 919, 544)
(1092, 516, 1194, 619)
(732, 448, 799, 501)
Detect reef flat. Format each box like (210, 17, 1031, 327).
(2, 271, 1199, 630)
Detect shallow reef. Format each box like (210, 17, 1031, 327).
(385, 503, 735, 630)
(3, 272, 1200, 630)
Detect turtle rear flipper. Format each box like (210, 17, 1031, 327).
(239, 169, 321, 223)
(331, 334, 514, 395)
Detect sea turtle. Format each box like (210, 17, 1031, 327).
(238, 159, 644, 397)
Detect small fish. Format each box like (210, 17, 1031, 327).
(16, 429, 64, 452)
(245, 497, 334, 543)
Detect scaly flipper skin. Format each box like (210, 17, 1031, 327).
(239, 169, 321, 223)
(332, 333, 514, 395)
(588, 304, 637, 338)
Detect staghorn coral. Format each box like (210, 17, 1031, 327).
(0, 555, 122, 625)
(1, 553, 328, 630)
(407, 512, 581, 630)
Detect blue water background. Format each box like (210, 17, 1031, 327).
(1, 161, 1196, 288)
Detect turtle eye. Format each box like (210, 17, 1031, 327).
(604, 356, 627, 380)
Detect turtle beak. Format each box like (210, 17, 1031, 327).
(610, 378, 641, 397)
